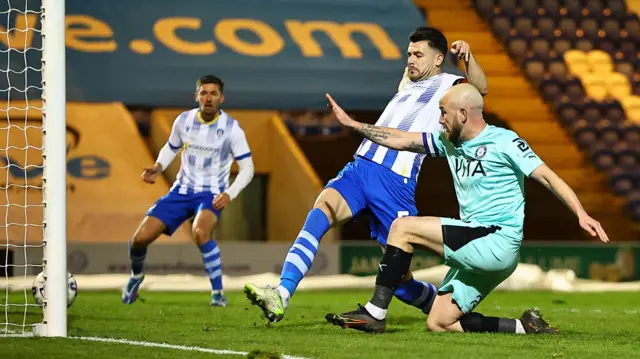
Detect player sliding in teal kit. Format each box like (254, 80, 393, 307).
(324, 83, 610, 334)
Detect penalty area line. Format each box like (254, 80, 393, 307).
(72, 336, 313, 359)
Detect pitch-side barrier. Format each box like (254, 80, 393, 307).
(3, 263, 640, 293)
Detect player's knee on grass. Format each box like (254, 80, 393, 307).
(426, 292, 464, 332)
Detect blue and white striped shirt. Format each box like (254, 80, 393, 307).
(166, 109, 251, 194)
(355, 73, 464, 180)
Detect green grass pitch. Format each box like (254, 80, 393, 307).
(1, 290, 639, 358)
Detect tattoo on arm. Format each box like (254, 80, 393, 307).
(406, 141, 426, 154)
(354, 123, 426, 153)
(355, 123, 391, 142)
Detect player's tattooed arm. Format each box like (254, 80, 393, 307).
(354, 123, 426, 154)
(326, 93, 425, 153)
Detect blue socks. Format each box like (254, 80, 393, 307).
(128, 239, 147, 276)
(199, 239, 223, 292)
(279, 208, 331, 297)
(394, 278, 437, 314)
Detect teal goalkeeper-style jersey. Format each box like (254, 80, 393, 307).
(421, 124, 544, 240)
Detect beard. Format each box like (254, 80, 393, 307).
(446, 115, 463, 143)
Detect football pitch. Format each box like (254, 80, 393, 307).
(2, 290, 639, 358)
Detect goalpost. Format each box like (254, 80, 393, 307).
(1, 0, 67, 337)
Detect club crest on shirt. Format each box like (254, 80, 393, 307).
(475, 145, 487, 159)
(216, 129, 225, 137)
(185, 126, 191, 132)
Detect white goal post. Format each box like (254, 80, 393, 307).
(0, 0, 67, 337)
(40, 0, 68, 338)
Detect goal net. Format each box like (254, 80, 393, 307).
(1, 0, 67, 337)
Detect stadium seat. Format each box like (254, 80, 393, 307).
(514, 17, 535, 39)
(627, 190, 640, 221)
(564, 50, 590, 75)
(565, 76, 587, 102)
(531, 38, 553, 61)
(608, 0, 628, 18)
(536, 17, 556, 39)
(604, 73, 632, 100)
(583, 99, 604, 124)
(491, 16, 512, 40)
(559, 18, 579, 40)
(521, 0, 539, 18)
(614, 141, 638, 170)
(564, 0, 583, 18)
(633, 78, 640, 96)
(556, 98, 580, 124)
(580, 73, 608, 101)
(541, 0, 561, 19)
(579, 18, 600, 40)
(552, 37, 573, 55)
(475, 0, 495, 20)
(620, 95, 640, 124)
(497, 0, 518, 17)
(524, 58, 546, 84)
(603, 99, 626, 123)
(548, 56, 569, 79)
(624, 15, 640, 42)
(506, 36, 529, 63)
(585, 0, 604, 16)
(614, 61, 635, 79)
(608, 166, 635, 195)
(603, 18, 622, 41)
(586, 50, 614, 73)
(619, 121, 640, 143)
(619, 40, 637, 60)
(590, 142, 616, 171)
(596, 118, 620, 143)
(539, 75, 564, 102)
(575, 38, 596, 52)
(571, 119, 598, 149)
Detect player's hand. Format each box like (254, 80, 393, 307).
(578, 212, 609, 243)
(450, 40, 471, 62)
(141, 163, 162, 184)
(213, 192, 231, 210)
(326, 93, 357, 128)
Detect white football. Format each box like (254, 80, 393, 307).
(31, 271, 78, 308)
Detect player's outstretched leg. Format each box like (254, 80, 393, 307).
(193, 208, 227, 307)
(245, 188, 354, 322)
(427, 293, 559, 334)
(244, 207, 330, 322)
(327, 216, 444, 332)
(122, 216, 166, 304)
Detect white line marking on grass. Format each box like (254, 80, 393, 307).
(73, 336, 313, 359)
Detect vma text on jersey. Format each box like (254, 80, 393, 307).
(455, 158, 486, 178)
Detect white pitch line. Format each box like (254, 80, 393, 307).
(72, 336, 313, 359)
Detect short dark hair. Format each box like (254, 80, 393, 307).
(409, 27, 448, 59)
(196, 74, 224, 93)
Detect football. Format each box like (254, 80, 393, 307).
(31, 271, 78, 308)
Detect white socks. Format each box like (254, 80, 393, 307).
(275, 286, 291, 309)
(365, 302, 387, 320)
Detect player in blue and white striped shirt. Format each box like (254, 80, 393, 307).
(245, 27, 488, 323)
(122, 75, 254, 307)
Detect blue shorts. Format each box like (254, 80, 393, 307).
(146, 189, 222, 236)
(325, 156, 417, 245)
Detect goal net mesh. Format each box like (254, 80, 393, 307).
(0, 0, 45, 336)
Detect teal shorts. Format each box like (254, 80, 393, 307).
(438, 217, 520, 314)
